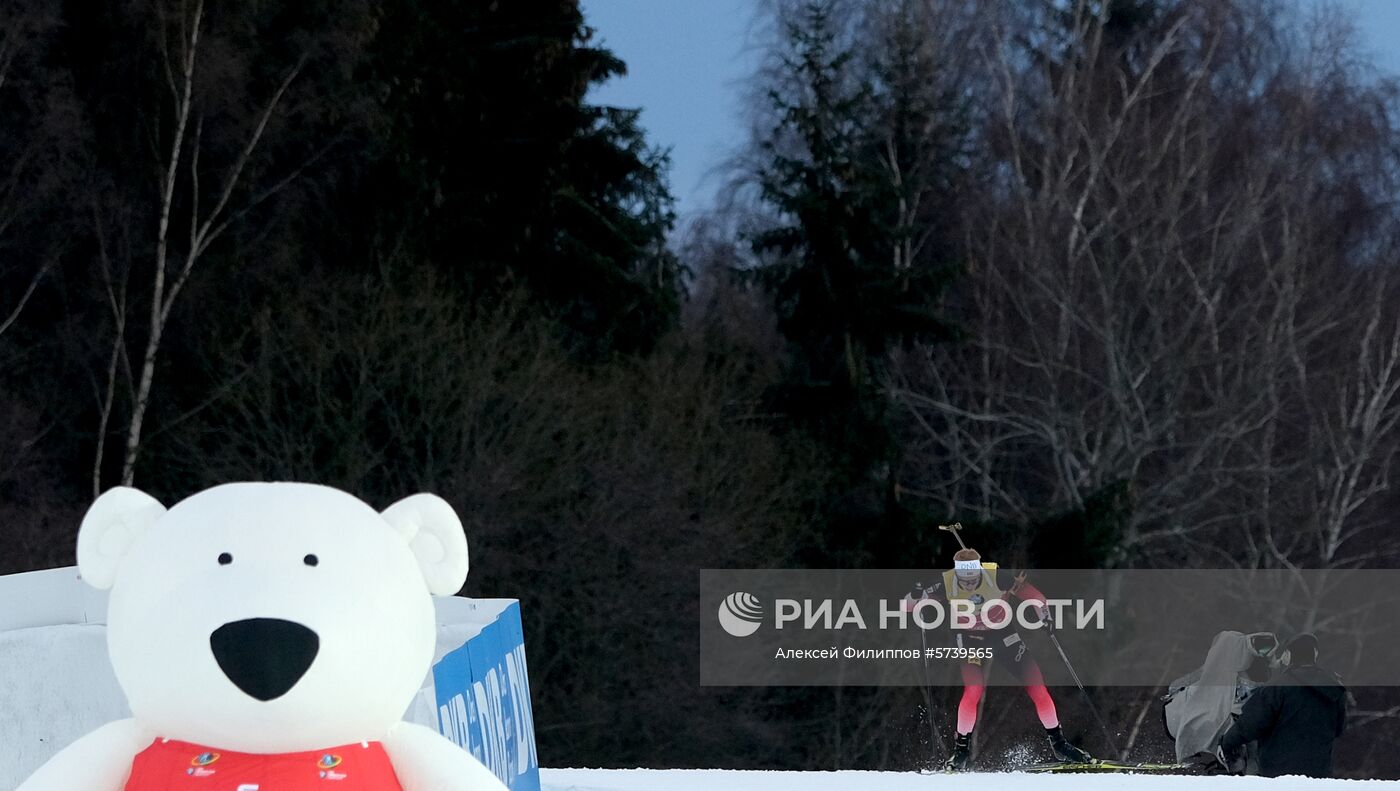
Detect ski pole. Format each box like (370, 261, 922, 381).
(1048, 631, 1119, 758)
(917, 624, 946, 767)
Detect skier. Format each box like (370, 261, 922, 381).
(906, 548, 1092, 771)
(1217, 633, 1348, 778)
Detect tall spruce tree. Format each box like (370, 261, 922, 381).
(750, 0, 961, 561)
(362, 0, 682, 356)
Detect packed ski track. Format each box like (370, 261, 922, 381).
(539, 768, 1399, 790)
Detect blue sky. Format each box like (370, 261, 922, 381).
(1328, 0, 1400, 72)
(581, 0, 1400, 221)
(581, 0, 761, 220)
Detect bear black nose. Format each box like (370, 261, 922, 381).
(210, 618, 319, 701)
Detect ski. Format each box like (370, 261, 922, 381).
(1020, 759, 1187, 774)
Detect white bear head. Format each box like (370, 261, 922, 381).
(76, 482, 469, 753)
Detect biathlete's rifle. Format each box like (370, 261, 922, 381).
(937, 521, 969, 549)
(937, 522, 997, 591)
(940, 520, 1031, 600)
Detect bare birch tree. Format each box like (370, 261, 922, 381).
(91, 0, 324, 488)
(894, 0, 1400, 571)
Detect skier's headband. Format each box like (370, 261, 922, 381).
(954, 559, 982, 571)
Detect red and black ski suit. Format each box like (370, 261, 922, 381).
(906, 568, 1060, 736)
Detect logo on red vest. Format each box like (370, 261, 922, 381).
(317, 753, 347, 780)
(185, 751, 219, 777)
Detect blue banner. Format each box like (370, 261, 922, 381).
(432, 600, 540, 791)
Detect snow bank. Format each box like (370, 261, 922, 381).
(0, 624, 130, 786)
(539, 769, 1397, 790)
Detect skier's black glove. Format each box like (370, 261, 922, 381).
(1036, 605, 1055, 633)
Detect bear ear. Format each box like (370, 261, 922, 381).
(380, 494, 469, 596)
(77, 487, 167, 590)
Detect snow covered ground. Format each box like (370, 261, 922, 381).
(6, 570, 1391, 791)
(539, 769, 1399, 790)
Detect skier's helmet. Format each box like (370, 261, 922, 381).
(953, 548, 982, 585)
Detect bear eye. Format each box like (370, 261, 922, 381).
(218, 552, 233, 565)
(303, 554, 319, 567)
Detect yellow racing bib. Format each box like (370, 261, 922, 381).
(942, 562, 1005, 628)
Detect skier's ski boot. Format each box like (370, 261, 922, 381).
(1046, 726, 1092, 764)
(942, 731, 972, 771)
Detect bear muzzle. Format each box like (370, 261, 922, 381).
(210, 618, 320, 701)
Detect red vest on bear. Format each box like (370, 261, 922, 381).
(123, 737, 403, 790)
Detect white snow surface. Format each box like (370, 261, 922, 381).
(0, 624, 130, 785)
(539, 769, 1398, 791)
(5, 570, 1394, 790)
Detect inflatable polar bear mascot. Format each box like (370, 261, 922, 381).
(19, 482, 509, 791)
